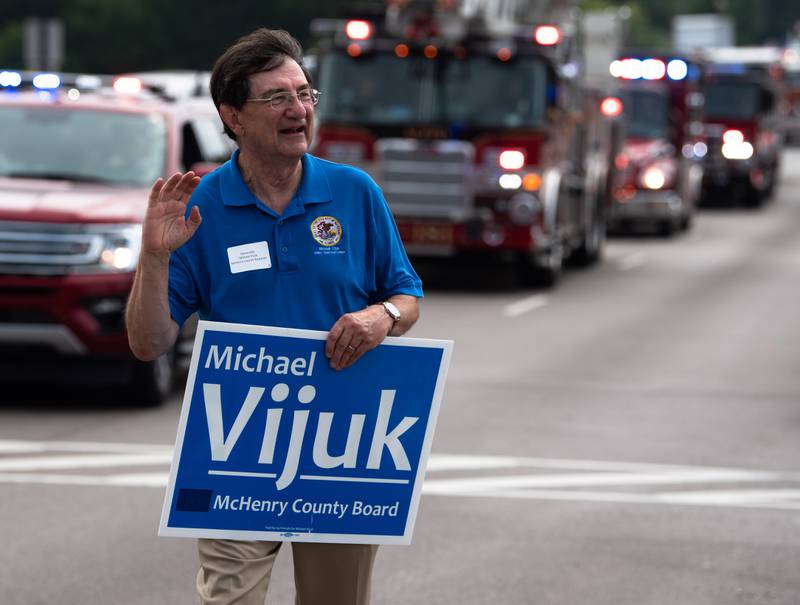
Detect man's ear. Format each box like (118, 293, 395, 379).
(219, 104, 244, 137)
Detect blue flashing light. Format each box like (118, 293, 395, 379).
(0, 70, 22, 87)
(32, 73, 61, 89)
(666, 59, 688, 81)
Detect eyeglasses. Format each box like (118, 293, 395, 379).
(245, 89, 321, 110)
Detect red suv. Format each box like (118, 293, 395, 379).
(0, 72, 232, 404)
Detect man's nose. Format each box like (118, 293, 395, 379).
(286, 94, 308, 116)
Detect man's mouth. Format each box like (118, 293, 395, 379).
(279, 126, 306, 135)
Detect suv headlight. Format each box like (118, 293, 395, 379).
(74, 224, 142, 273)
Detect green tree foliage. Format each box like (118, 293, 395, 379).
(0, 0, 797, 72)
(581, 0, 799, 48)
(0, 0, 354, 72)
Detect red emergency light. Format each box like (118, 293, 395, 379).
(345, 20, 373, 40)
(534, 26, 560, 46)
(600, 96, 623, 117)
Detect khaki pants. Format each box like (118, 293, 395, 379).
(196, 539, 379, 605)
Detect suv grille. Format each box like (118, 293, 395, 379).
(0, 221, 104, 275)
(377, 139, 473, 220)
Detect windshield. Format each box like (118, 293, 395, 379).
(703, 82, 760, 119)
(0, 106, 167, 186)
(784, 71, 800, 86)
(316, 52, 547, 129)
(621, 89, 670, 139)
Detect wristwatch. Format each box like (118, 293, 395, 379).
(381, 301, 401, 324)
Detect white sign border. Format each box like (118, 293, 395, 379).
(158, 319, 453, 545)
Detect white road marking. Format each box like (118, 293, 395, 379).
(433, 488, 800, 511)
(1, 439, 799, 511)
(0, 439, 171, 454)
(504, 294, 549, 317)
(617, 252, 646, 271)
(0, 472, 169, 487)
(0, 453, 172, 472)
(421, 469, 781, 493)
(426, 453, 690, 473)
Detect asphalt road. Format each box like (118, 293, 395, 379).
(2, 150, 800, 604)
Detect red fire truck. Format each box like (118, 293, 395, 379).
(607, 55, 705, 235)
(699, 47, 785, 207)
(310, 0, 620, 285)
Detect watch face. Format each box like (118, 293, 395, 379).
(383, 301, 400, 321)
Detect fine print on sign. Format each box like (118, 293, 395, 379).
(159, 320, 453, 545)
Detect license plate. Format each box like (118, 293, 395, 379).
(400, 222, 454, 247)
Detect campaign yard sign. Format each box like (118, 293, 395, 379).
(159, 320, 453, 545)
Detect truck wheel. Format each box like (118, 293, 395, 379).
(519, 247, 562, 288)
(744, 184, 764, 208)
(129, 353, 174, 407)
(659, 219, 676, 237)
(572, 208, 605, 267)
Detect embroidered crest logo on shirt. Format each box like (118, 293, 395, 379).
(310, 216, 342, 247)
(227, 241, 272, 274)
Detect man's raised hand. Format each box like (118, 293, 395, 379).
(143, 172, 202, 257)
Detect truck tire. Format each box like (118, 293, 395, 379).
(744, 183, 764, 208)
(518, 246, 563, 288)
(572, 205, 605, 267)
(129, 353, 174, 407)
(659, 219, 676, 237)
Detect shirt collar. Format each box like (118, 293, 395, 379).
(220, 150, 333, 217)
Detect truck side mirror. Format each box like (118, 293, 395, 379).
(760, 89, 775, 113)
(189, 162, 221, 178)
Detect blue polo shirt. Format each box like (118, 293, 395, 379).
(167, 151, 423, 331)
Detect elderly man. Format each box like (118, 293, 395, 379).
(126, 28, 422, 605)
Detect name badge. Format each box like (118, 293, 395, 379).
(227, 241, 271, 274)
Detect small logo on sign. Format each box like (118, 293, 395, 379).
(310, 216, 342, 247)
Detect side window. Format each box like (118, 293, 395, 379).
(180, 117, 233, 170)
(181, 123, 202, 170)
(192, 117, 232, 162)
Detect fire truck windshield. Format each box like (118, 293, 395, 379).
(316, 52, 547, 128)
(621, 89, 669, 139)
(703, 82, 761, 119)
(0, 106, 167, 186)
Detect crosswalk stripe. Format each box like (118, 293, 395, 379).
(0, 439, 798, 511)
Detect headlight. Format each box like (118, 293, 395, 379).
(508, 193, 542, 225)
(721, 129, 754, 160)
(72, 224, 142, 273)
(641, 167, 666, 190)
(721, 141, 754, 160)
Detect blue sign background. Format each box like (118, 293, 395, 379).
(160, 321, 451, 544)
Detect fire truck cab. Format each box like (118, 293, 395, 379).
(699, 47, 785, 207)
(781, 47, 800, 144)
(607, 55, 705, 235)
(310, 0, 617, 285)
